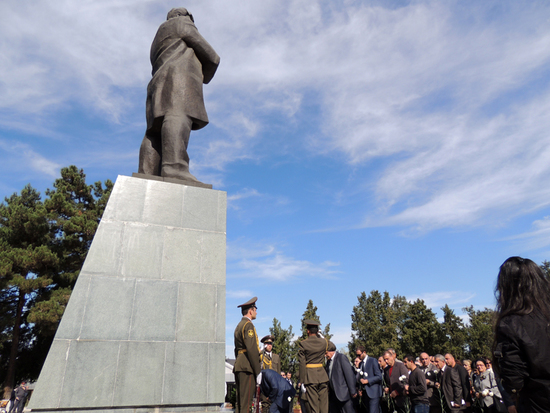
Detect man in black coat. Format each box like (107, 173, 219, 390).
(325, 341, 357, 413)
(434, 354, 462, 412)
(12, 382, 27, 413)
(444, 354, 471, 413)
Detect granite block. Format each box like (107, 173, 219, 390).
(80, 220, 123, 275)
(181, 187, 222, 232)
(113, 341, 166, 406)
(176, 283, 217, 342)
(162, 228, 201, 282)
(208, 342, 226, 402)
(199, 232, 226, 284)
(121, 223, 164, 279)
(216, 192, 227, 234)
(31, 176, 227, 412)
(215, 285, 226, 343)
(102, 176, 146, 223)
(129, 280, 178, 341)
(55, 274, 91, 340)
(27, 339, 70, 409)
(79, 277, 135, 340)
(58, 340, 119, 407)
(163, 343, 209, 405)
(142, 180, 184, 227)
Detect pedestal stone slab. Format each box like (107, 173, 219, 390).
(29, 176, 226, 413)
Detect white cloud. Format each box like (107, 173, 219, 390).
(506, 216, 550, 252)
(3, 0, 550, 232)
(412, 291, 477, 310)
(226, 290, 255, 299)
(227, 240, 340, 281)
(0, 139, 61, 177)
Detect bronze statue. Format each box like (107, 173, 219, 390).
(138, 8, 219, 184)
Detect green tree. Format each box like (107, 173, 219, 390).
(349, 290, 400, 358)
(463, 306, 494, 360)
(540, 261, 550, 278)
(440, 304, 467, 360)
(0, 185, 58, 393)
(400, 299, 444, 356)
(29, 166, 112, 334)
(0, 167, 112, 395)
(299, 300, 331, 340)
(269, 318, 296, 375)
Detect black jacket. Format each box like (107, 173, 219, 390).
(494, 312, 550, 413)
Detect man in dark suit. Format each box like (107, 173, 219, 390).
(259, 369, 297, 413)
(233, 297, 261, 413)
(444, 354, 471, 413)
(326, 341, 357, 413)
(261, 335, 282, 413)
(383, 351, 408, 413)
(356, 346, 383, 413)
(434, 354, 462, 412)
(298, 320, 329, 413)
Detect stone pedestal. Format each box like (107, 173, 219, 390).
(29, 175, 226, 413)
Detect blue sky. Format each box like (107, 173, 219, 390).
(2, 0, 550, 355)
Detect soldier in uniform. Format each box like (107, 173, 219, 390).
(261, 335, 282, 413)
(299, 320, 329, 413)
(261, 335, 282, 373)
(234, 297, 261, 413)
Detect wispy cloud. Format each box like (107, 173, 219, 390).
(226, 290, 255, 299)
(2, 0, 550, 233)
(0, 139, 61, 177)
(506, 216, 550, 253)
(412, 291, 477, 310)
(227, 240, 340, 281)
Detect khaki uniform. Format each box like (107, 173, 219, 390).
(234, 317, 261, 413)
(261, 350, 281, 374)
(298, 336, 329, 413)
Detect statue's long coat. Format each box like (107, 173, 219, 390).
(146, 15, 219, 133)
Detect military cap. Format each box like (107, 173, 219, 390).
(237, 297, 258, 308)
(327, 341, 337, 351)
(261, 335, 275, 344)
(304, 319, 321, 326)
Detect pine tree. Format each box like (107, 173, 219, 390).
(299, 299, 331, 340)
(0, 166, 112, 396)
(269, 318, 296, 375)
(349, 290, 400, 358)
(400, 299, 443, 356)
(440, 304, 467, 360)
(463, 306, 494, 360)
(0, 185, 58, 393)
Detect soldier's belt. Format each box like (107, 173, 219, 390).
(238, 349, 247, 354)
(306, 364, 323, 368)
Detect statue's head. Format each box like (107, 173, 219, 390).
(167, 7, 194, 22)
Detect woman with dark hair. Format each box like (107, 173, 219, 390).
(493, 256, 550, 413)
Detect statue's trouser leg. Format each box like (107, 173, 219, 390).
(160, 114, 198, 181)
(138, 132, 162, 175)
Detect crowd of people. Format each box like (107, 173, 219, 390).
(233, 256, 550, 413)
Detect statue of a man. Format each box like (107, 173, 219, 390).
(138, 8, 220, 183)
